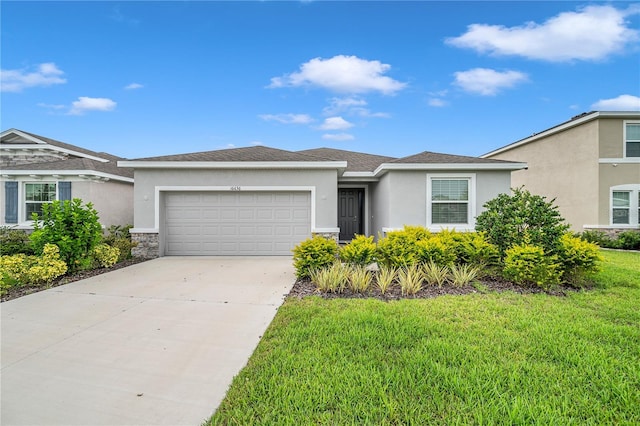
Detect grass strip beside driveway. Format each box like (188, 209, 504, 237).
(209, 251, 640, 425)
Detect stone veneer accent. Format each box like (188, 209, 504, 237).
(131, 232, 160, 258)
(582, 227, 640, 238)
(312, 231, 339, 243)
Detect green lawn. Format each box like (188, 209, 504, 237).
(208, 251, 640, 425)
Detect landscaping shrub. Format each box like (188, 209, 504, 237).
(92, 244, 120, 268)
(558, 233, 602, 286)
(449, 264, 480, 287)
(503, 243, 561, 290)
(423, 261, 449, 287)
(30, 199, 102, 272)
(580, 230, 609, 247)
(376, 227, 421, 267)
(292, 235, 338, 279)
(415, 236, 456, 266)
(614, 231, 640, 250)
(476, 187, 570, 258)
(310, 262, 349, 293)
(0, 227, 33, 255)
(375, 266, 396, 294)
(102, 224, 136, 262)
(454, 231, 500, 267)
(347, 265, 372, 293)
(397, 264, 423, 295)
(339, 235, 376, 266)
(1, 244, 67, 294)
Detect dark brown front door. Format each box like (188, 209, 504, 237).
(338, 188, 364, 241)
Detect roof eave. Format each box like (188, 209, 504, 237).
(117, 160, 348, 170)
(1, 170, 134, 183)
(0, 129, 110, 163)
(372, 162, 527, 176)
(482, 111, 640, 158)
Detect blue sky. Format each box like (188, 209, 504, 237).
(2, 1, 639, 159)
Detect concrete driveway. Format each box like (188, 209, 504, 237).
(1, 256, 295, 426)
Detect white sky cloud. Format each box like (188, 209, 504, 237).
(428, 98, 448, 107)
(323, 96, 390, 118)
(318, 116, 354, 131)
(453, 68, 528, 96)
(322, 133, 355, 141)
(258, 113, 314, 124)
(125, 83, 144, 90)
(268, 55, 407, 95)
(1, 62, 67, 92)
(37, 102, 66, 110)
(68, 97, 117, 115)
(591, 94, 640, 111)
(446, 5, 639, 62)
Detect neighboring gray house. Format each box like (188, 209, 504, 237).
(1, 129, 134, 229)
(119, 146, 525, 257)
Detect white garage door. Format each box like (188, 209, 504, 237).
(164, 191, 311, 255)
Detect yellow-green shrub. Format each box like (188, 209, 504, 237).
(1, 244, 67, 292)
(376, 228, 421, 267)
(503, 243, 561, 290)
(339, 235, 376, 266)
(415, 236, 456, 266)
(558, 233, 602, 286)
(92, 244, 120, 268)
(292, 236, 339, 279)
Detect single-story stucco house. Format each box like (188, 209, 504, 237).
(1, 129, 134, 229)
(118, 146, 526, 258)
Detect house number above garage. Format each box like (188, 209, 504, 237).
(230, 186, 242, 191)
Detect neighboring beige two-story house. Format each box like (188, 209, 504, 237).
(483, 111, 640, 233)
(1, 129, 134, 229)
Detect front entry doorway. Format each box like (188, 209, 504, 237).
(338, 188, 364, 241)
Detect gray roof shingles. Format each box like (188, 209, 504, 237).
(298, 148, 396, 172)
(391, 151, 520, 164)
(131, 145, 337, 163)
(2, 129, 132, 179)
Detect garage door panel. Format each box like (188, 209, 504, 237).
(165, 191, 311, 255)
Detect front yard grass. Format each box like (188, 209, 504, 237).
(208, 250, 640, 425)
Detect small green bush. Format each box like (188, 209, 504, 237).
(455, 232, 500, 267)
(0, 227, 33, 255)
(558, 233, 602, 286)
(1, 244, 67, 293)
(92, 244, 120, 268)
(376, 228, 420, 267)
(503, 243, 561, 290)
(415, 236, 456, 266)
(339, 235, 376, 266)
(614, 231, 640, 250)
(580, 230, 609, 246)
(30, 199, 103, 272)
(292, 236, 339, 279)
(476, 187, 570, 258)
(102, 224, 136, 261)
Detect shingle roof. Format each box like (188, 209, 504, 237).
(131, 145, 338, 162)
(298, 148, 396, 172)
(391, 151, 520, 164)
(7, 157, 134, 179)
(1, 129, 132, 179)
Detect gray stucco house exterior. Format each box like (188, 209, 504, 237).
(119, 146, 525, 257)
(1, 129, 134, 229)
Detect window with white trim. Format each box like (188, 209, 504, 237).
(625, 122, 640, 158)
(427, 175, 475, 228)
(25, 182, 56, 220)
(610, 185, 640, 225)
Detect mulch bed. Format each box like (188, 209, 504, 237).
(288, 276, 580, 301)
(1, 258, 149, 303)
